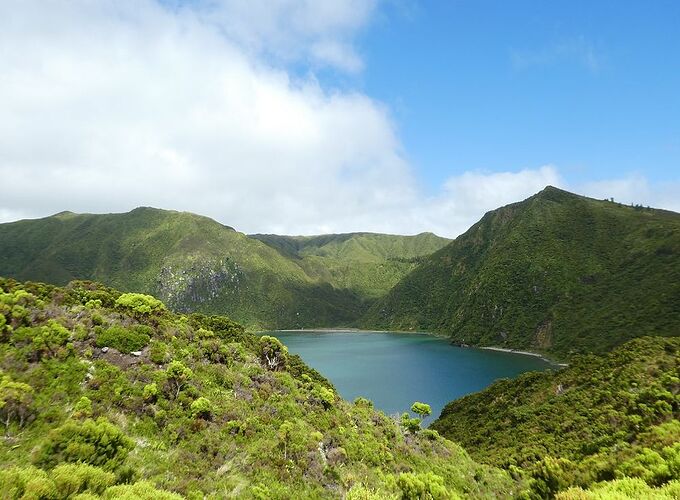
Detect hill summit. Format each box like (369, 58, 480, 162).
(361, 187, 680, 357)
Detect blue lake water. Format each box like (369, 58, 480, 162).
(268, 330, 556, 421)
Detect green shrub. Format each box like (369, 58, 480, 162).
(190, 397, 214, 420)
(103, 481, 183, 499)
(396, 472, 453, 499)
(143, 383, 159, 402)
(149, 341, 168, 364)
(51, 463, 116, 496)
(96, 325, 150, 353)
(115, 293, 166, 317)
(72, 396, 93, 419)
(34, 418, 135, 471)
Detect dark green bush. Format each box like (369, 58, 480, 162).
(96, 326, 150, 353)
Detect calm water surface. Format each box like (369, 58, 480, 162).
(268, 330, 555, 420)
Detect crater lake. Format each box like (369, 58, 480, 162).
(268, 330, 557, 420)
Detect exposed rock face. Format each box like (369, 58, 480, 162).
(155, 258, 244, 312)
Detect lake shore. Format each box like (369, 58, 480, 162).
(261, 328, 568, 366)
(478, 346, 568, 367)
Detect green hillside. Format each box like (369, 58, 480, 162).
(0, 277, 520, 499)
(431, 336, 680, 498)
(0, 209, 447, 330)
(251, 232, 450, 298)
(361, 187, 680, 357)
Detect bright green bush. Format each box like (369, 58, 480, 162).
(103, 481, 183, 499)
(34, 418, 135, 471)
(32, 320, 70, 357)
(115, 293, 166, 317)
(72, 396, 93, 419)
(396, 472, 454, 499)
(166, 360, 193, 399)
(96, 325, 150, 353)
(51, 463, 116, 496)
(0, 373, 34, 431)
(190, 397, 214, 420)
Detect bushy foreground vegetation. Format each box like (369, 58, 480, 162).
(432, 336, 680, 498)
(1, 277, 522, 499)
(362, 186, 680, 358)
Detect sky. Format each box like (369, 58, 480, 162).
(1, 0, 678, 238)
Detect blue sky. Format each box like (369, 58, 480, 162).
(1, 1, 678, 236)
(353, 0, 680, 193)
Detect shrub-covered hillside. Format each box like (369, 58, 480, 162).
(0, 277, 520, 499)
(432, 336, 680, 498)
(0, 209, 448, 330)
(362, 187, 680, 357)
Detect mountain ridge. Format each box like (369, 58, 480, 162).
(360, 187, 680, 357)
(0, 208, 449, 329)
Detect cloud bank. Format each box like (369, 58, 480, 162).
(0, 1, 676, 238)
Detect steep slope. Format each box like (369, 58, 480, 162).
(251, 232, 450, 298)
(431, 336, 680, 497)
(0, 278, 520, 498)
(362, 187, 680, 356)
(0, 209, 449, 330)
(0, 208, 364, 329)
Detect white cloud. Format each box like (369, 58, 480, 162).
(0, 2, 677, 240)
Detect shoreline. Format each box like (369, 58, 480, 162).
(258, 328, 568, 366)
(478, 346, 568, 367)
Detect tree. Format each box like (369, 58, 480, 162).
(32, 320, 70, 358)
(259, 336, 287, 371)
(0, 374, 34, 434)
(278, 421, 295, 460)
(166, 361, 193, 399)
(411, 402, 432, 421)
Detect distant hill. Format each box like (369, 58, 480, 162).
(0, 208, 448, 329)
(251, 232, 450, 299)
(361, 186, 680, 357)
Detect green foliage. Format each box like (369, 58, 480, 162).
(32, 319, 70, 357)
(190, 397, 213, 420)
(557, 478, 680, 499)
(411, 402, 432, 419)
(102, 481, 183, 499)
(143, 383, 159, 402)
(50, 463, 116, 496)
(34, 417, 135, 471)
(0, 278, 524, 498)
(259, 335, 288, 371)
(115, 293, 166, 317)
(72, 396, 93, 419)
(363, 187, 680, 357)
(433, 337, 680, 495)
(0, 207, 448, 330)
(0, 373, 34, 431)
(396, 472, 455, 499)
(165, 360, 193, 399)
(95, 325, 150, 353)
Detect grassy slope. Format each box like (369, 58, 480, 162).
(0, 278, 518, 499)
(431, 336, 680, 495)
(251, 232, 450, 299)
(361, 187, 680, 356)
(0, 209, 446, 330)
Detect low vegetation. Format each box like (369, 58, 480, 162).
(432, 336, 680, 498)
(1, 277, 521, 499)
